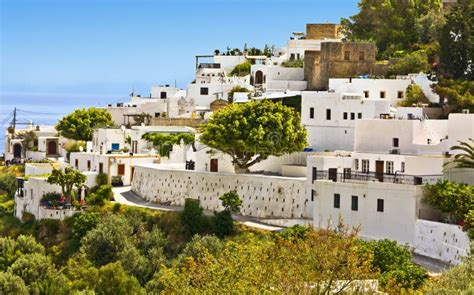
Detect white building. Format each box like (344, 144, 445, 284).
(302, 91, 391, 151)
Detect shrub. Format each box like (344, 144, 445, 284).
(213, 210, 234, 238)
(0, 173, 17, 199)
(387, 50, 431, 76)
(181, 199, 207, 237)
(230, 61, 251, 77)
(41, 192, 62, 203)
(281, 59, 304, 68)
(86, 185, 114, 206)
(399, 84, 429, 107)
(95, 173, 108, 186)
(0, 271, 28, 295)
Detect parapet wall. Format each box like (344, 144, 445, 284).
(132, 166, 311, 219)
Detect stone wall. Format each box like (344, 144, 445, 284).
(306, 24, 340, 39)
(414, 219, 470, 264)
(132, 166, 312, 219)
(305, 42, 387, 90)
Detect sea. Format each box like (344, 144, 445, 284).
(0, 92, 128, 154)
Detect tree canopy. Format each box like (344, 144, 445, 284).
(200, 100, 307, 172)
(47, 168, 86, 202)
(56, 108, 113, 141)
(141, 132, 195, 157)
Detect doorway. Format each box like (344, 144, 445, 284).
(328, 168, 338, 182)
(13, 143, 22, 158)
(47, 140, 57, 156)
(255, 70, 263, 85)
(210, 159, 218, 172)
(375, 161, 384, 182)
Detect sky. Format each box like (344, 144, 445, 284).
(0, 0, 359, 113)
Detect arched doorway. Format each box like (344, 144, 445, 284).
(255, 70, 263, 85)
(13, 143, 22, 158)
(47, 140, 57, 155)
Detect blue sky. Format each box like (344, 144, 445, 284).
(1, 0, 359, 107)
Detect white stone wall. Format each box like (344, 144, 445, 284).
(132, 166, 311, 219)
(38, 207, 81, 221)
(414, 219, 470, 264)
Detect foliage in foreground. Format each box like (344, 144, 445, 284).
(56, 108, 113, 141)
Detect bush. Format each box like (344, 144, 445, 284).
(0, 271, 28, 295)
(399, 84, 429, 107)
(230, 61, 251, 77)
(213, 210, 234, 238)
(281, 59, 304, 68)
(71, 212, 99, 242)
(86, 185, 114, 206)
(387, 50, 431, 77)
(0, 173, 17, 199)
(41, 192, 62, 203)
(95, 173, 108, 186)
(181, 199, 207, 237)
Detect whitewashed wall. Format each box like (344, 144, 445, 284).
(132, 166, 311, 219)
(414, 219, 470, 264)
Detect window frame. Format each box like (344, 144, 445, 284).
(377, 199, 384, 212)
(351, 195, 358, 211)
(200, 87, 209, 95)
(334, 194, 341, 209)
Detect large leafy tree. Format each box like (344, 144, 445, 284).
(142, 132, 195, 157)
(433, 78, 474, 110)
(200, 100, 307, 173)
(47, 168, 86, 202)
(341, 0, 442, 58)
(439, 0, 473, 79)
(56, 108, 113, 141)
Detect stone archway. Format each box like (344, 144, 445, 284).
(13, 143, 22, 158)
(255, 70, 264, 85)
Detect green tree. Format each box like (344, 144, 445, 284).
(80, 215, 134, 266)
(47, 168, 86, 202)
(219, 190, 242, 213)
(0, 173, 18, 200)
(433, 78, 474, 110)
(96, 262, 145, 295)
(367, 239, 428, 290)
(213, 211, 234, 238)
(8, 253, 53, 291)
(200, 100, 307, 173)
(423, 180, 474, 222)
(0, 235, 45, 271)
(399, 84, 429, 106)
(178, 235, 224, 262)
(230, 61, 251, 76)
(86, 185, 114, 206)
(446, 139, 474, 169)
(142, 132, 195, 157)
(439, 0, 473, 79)
(56, 108, 113, 141)
(387, 50, 431, 76)
(341, 0, 441, 58)
(71, 212, 100, 243)
(0, 271, 28, 295)
(181, 198, 207, 236)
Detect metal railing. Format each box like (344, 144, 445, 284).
(313, 170, 443, 185)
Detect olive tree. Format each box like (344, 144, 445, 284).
(47, 168, 86, 202)
(200, 100, 307, 173)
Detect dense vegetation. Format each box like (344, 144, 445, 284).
(56, 108, 113, 141)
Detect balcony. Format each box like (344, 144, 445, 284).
(313, 170, 442, 185)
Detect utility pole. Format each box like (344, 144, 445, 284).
(12, 107, 17, 132)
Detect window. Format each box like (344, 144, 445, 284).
(344, 50, 351, 61)
(393, 138, 399, 148)
(296, 53, 301, 60)
(363, 90, 369, 98)
(154, 112, 161, 118)
(350, 112, 355, 120)
(386, 161, 394, 174)
(377, 199, 384, 212)
(160, 91, 167, 99)
(397, 91, 404, 99)
(351, 196, 358, 211)
(355, 159, 359, 170)
(334, 194, 340, 208)
(311, 190, 316, 201)
(111, 143, 120, 151)
(99, 162, 104, 174)
(358, 113, 362, 119)
(359, 51, 365, 61)
(290, 53, 295, 61)
(343, 112, 348, 120)
(309, 107, 314, 119)
(362, 159, 369, 173)
(312, 167, 317, 183)
(200, 87, 209, 95)
(401, 162, 405, 173)
(87, 160, 91, 171)
(380, 91, 386, 99)
(326, 109, 331, 120)
(118, 164, 125, 176)
(75, 159, 78, 168)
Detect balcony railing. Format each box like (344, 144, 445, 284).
(313, 170, 443, 185)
